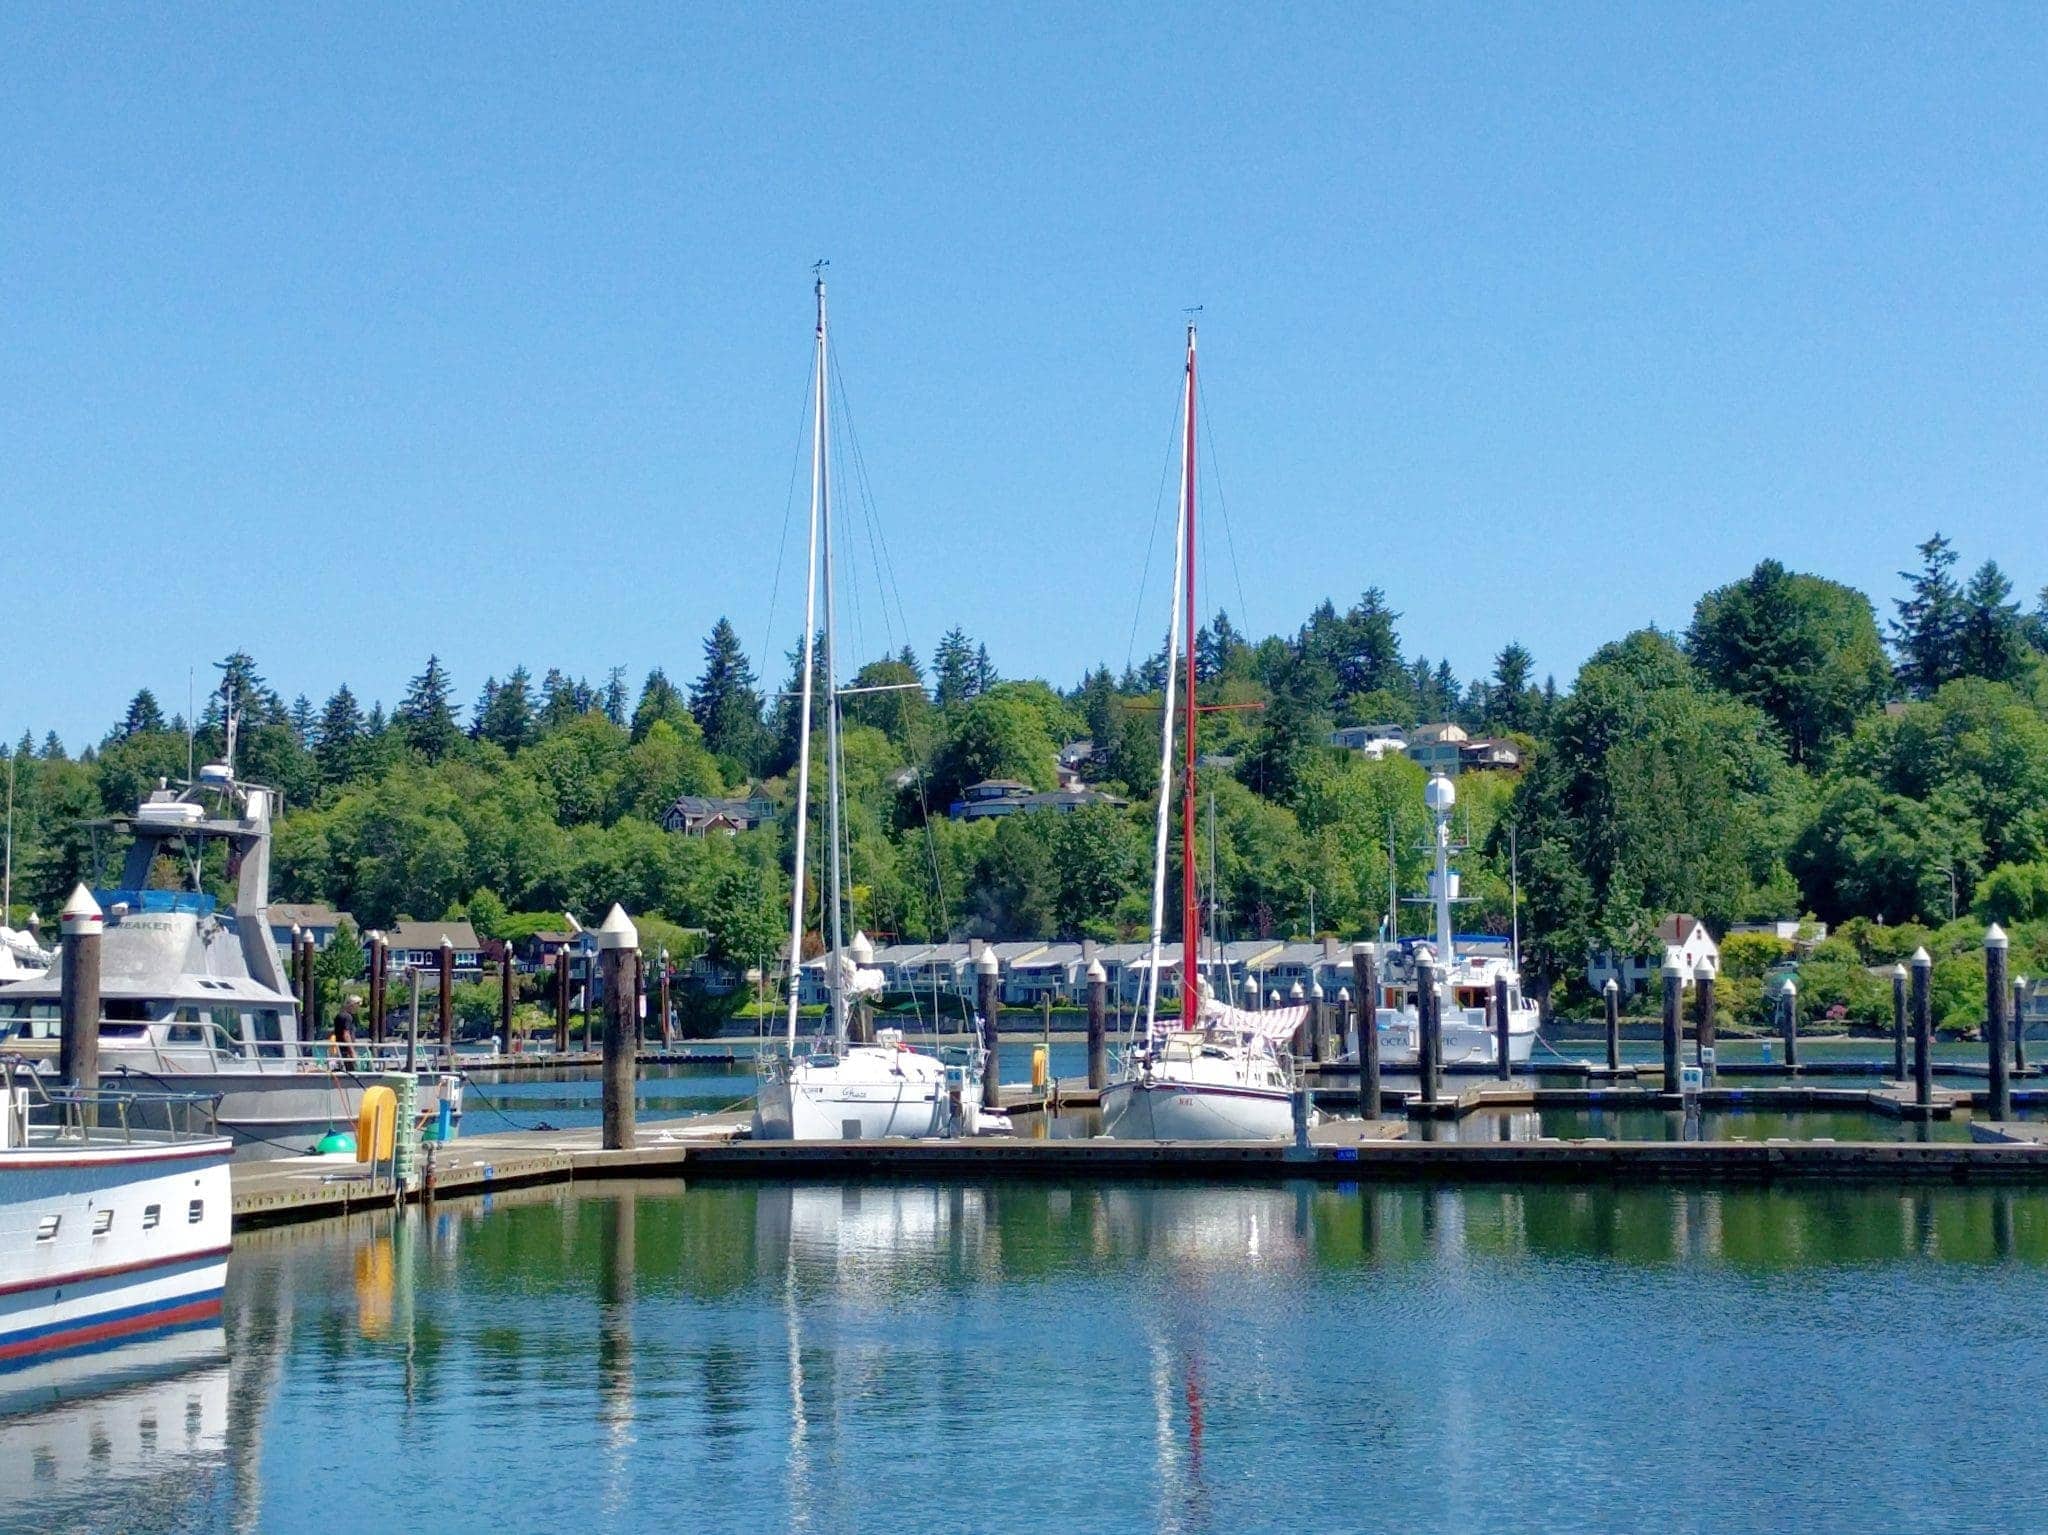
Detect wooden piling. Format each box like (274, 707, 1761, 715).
(58, 885, 103, 1098)
(1695, 968, 1716, 1080)
(596, 904, 638, 1151)
(1416, 954, 1440, 1105)
(1661, 960, 1682, 1090)
(658, 948, 674, 1049)
(1911, 946, 1933, 1108)
(554, 945, 570, 1053)
(1494, 973, 1511, 1082)
(369, 932, 388, 1045)
(2017, 975, 2030, 1074)
(1781, 979, 1800, 1070)
(1086, 959, 1108, 1090)
(1987, 925, 2011, 1122)
(1891, 963, 1908, 1082)
(1603, 978, 1621, 1072)
(977, 949, 1002, 1109)
(437, 937, 454, 1059)
(1353, 945, 1380, 1121)
(499, 942, 514, 1054)
(1307, 980, 1326, 1065)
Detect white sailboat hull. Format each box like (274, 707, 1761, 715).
(752, 1045, 951, 1141)
(1100, 1076, 1294, 1141)
(1352, 1007, 1539, 1069)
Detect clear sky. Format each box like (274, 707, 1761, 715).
(7, 5, 2047, 750)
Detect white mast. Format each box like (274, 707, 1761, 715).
(818, 276, 848, 1052)
(1426, 773, 1458, 1016)
(781, 270, 827, 1049)
(1139, 363, 1192, 1046)
(2, 753, 13, 925)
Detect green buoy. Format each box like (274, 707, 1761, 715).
(315, 1129, 357, 1156)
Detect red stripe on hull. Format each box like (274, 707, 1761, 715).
(0, 1294, 222, 1363)
(0, 1243, 233, 1300)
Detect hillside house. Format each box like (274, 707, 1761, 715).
(1587, 914, 1720, 998)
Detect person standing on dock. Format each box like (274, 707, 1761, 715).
(335, 993, 362, 1065)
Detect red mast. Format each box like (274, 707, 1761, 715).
(1180, 324, 1200, 1009)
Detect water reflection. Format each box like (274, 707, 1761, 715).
(9, 1180, 2048, 1533)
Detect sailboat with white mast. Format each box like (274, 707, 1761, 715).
(1099, 322, 1299, 1142)
(752, 271, 984, 1142)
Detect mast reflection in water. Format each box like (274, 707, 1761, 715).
(8, 1181, 2048, 1533)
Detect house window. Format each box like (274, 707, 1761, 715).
(188, 1199, 205, 1225)
(94, 1208, 114, 1236)
(143, 1204, 161, 1230)
(36, 1215, 60, 1241)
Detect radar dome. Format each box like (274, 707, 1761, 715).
(1424, 773, 1457, 813)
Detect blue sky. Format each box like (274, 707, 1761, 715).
(6, 5, 2047, 750)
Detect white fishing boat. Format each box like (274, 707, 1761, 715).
(752, 271, 985, 1142)
(1351, 772, 1539, 1069)
(0, 1073, 232, 1371)
(1101, 322, 1299, 1143)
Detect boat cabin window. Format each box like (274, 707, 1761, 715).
(143, 1204, 161, 1230)
(251, 1009, 284, 1045)
(168, 1023, 208, 1045)
(105, 998, 155, 1022)
(188, 1199, 205, 1225)
(94, 1208, 114, 1236)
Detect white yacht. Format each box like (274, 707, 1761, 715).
(0, 923, 49, 983)
(1100, 322, 1298, 1143)
(1351, 773, 1539, 1069)
(752, 272, 985, 1142)
(0, 1071, 232, 1372)
(0, 718, 459, 1155)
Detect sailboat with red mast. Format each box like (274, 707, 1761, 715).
(1099, 321, 1302, 1141)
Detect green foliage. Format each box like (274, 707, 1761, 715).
(1977, 860, 2048, 925)
(1719, 931, 1793, 979)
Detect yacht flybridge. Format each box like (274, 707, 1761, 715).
(1100, 323, 1300, 1142)
(0, 711, 460, 1155)
(752, 273, 990, 1141)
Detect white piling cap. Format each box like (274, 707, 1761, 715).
(1604, 977, 1619, 994)
(1351, 940, 1372, 957)
(1987, 923, 2009, 950)
(1338, 986, 1351, 1002)
(593, 902, 638, 950)
(1267, 989, 1281, 1005)
(60, 884, 103, 937)
(1911, 946, 1931, 967)
(1892, 962, 1906, 979)
(440, 934, 452, 949)
(850, 930, 874, 965)
(976, 947, 998, 975)
(1783, 978, 1798, 996)
(1086, 958, 1106, 983)
(1289, 981, 1304, 1000)
(1662, 955, 1683, 976)
(1309, 978, 1324, 1000)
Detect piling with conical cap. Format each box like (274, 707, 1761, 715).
(437, 936, 454, 1059)
(1494, 973, 1511, 1082)
(1661, 957, 1682, 1093)
(1891, 963, 1908, 1082)
(58, 885, 103, 1100)
(1986, 924, 2012, 1122)
(1603, 977, 1621, 1072)
(1415, 948, 1440, 1106)
(1780, 979, 1800, 1070)
(976, 947, 1001, 1109)
(1911, 947, 1934, 1108)
(595, 903, 639, 1150)
(1085, 958, 1108, 1090)
(1351, 943, 1380, 1121)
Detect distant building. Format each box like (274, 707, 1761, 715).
(949, 780, 1124, 821)
(383, 920, 486, 976)
(1405, 723, 1470, 776)
(660, 792, 777, 836)
(1330, 724, 1407, 758)
(1728, 919, 1828, 950)
(1459, 738, 1521, 772)
(1587, 914, 1720, 998)
(268, 903, 353, 958)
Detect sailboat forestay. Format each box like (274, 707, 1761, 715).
(752, 273, 989, 1141)
(1100, 324, 1299, 1141)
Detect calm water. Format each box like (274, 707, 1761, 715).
(12, 1179, 2048, 1534)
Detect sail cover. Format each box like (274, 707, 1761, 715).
(1200, 994, 1307, 1044)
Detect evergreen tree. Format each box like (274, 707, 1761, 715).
(1488, 643, 1535, 732)
(1891, 534, 1965, 697)
(202, 651, 281, 727)
(971, 643, 998, 696)
(895, 644, 923, 681)
(933, 628, 975, 708)
(1433, 659, 1459, 721)
(631, 667, 690, 742)
(287, 694, 317, 744)
(365, 702, 387, 735)
(1338, 588, 1405, 698)
(475, 665, 536, 752)
(1407, 657, 1434, 718)
(601, 666, 629, 727)
(120, 689, 165, 738)
(314, 686, 365, 784)
(769, 631, 827, 776)
(1957, 560, 2027, 683)
(2031, 584, 2048, 654)
(470, 677, 500, 739)
(690, 619, 765, 767)
(397, 656, 461, 761)
(39, 732, 65, 761)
